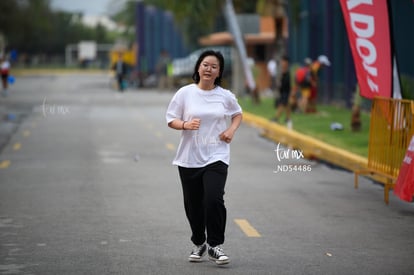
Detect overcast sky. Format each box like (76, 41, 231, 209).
(50, 0, 126, 15)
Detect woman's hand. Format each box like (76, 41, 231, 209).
(219, 129, 235, 144)
(184, 118, 201, 130)
(219, 113, 242, 143)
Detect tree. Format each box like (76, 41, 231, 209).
(110, 0, 137, 43)
(0, 0, 114, 57)
(142, 0, 221, 48)
(95, 23, 108, 43)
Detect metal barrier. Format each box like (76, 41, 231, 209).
(355, 97, 414, 204)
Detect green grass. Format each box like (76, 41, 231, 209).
(239, 96, 370, 157)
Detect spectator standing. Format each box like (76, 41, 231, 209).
(112, 52, 128, 92)
(307, 55, 331, 112)
(272, 56, 292, 127)
(267, 56, 277, 92)
(156, 50, 171, 90)
(1, 55, 11, 97)
(294, 58, 314, 112)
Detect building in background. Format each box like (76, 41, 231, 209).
(199, 15, 280, 94)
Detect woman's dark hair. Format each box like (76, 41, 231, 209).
(192, 50, 225, 85)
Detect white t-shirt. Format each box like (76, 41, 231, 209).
(166, 83, 242, 168)
(267, 59, 277, 77)
(1, 60, 10, 73)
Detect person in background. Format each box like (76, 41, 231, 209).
(112, 52, 128, 92)
(267, 56, 277, 93)
(166, 50, 242, 266)
(156, 49, 171, 90)
(246, 57, 260, 103)
(272, 56, 292, 127)
(10, 49, 18, 64)
(1, 54, 11, 97)
(307, 55, 331, 113)
(294, 58, 314, 112)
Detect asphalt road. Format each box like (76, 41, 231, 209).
(1, 73, 413, 275)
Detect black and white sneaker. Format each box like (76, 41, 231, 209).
(188, 243, 207, 262)
(208, 245, 230, 265)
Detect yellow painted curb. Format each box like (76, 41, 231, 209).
(241, 112, 390, 183)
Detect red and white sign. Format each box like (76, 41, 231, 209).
(340, 0, 392, 99)
(394, 136, 414, 202)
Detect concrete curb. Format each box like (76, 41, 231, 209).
(243, 113, 402, 204)
(242, 112, 387, 184)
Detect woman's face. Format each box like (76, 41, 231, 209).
(198, 55, 220, 83)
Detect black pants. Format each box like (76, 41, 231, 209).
(116, 74, 124, 91)
(178, 161, 228, 247)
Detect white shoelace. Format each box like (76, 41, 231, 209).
(211, 246, 225, 257)
(192, 244, 205, 254)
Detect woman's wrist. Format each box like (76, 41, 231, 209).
(182, 121, 186, 130)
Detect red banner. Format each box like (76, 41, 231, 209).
(340, 0, 392, 99)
